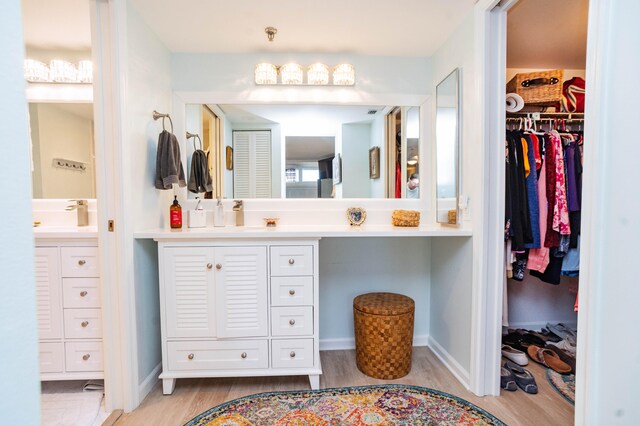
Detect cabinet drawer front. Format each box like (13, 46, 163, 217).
(63, 309, 102, 339)
(167, 340, 269, 371)
(39, 342, 64, 373)
(271, 339, 314, 368)
(270, 246, 313, 276)
(271, 307, 313, 337)
(63, 278, 101, 308)
(61, 247, 99, 277)
(65, 341, 103, 372)
(271, 277, 313, 306)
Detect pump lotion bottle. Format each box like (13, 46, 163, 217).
(170, 195, 182, 229)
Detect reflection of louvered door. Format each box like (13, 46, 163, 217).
(35, 247, 62, 340)
(214, 246, 268, 338)
(233, 130, 271, 198)
(164, 247, 216, 338)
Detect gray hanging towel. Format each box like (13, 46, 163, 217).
(155, 130, 186, 189)
(188, 149, 213, 193)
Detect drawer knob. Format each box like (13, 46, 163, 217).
(241, 352, 247, 359)
(207, 263, 213, 270)
(80, 291, 88, 297)
(290, 351, 296, 358)
(78, 259, 86, 266)
(188, 353, 194, 360)
(216, 264, 222, 270)
(82, 354, 90, 361)
(289, 319, 296, 326)
(288, 258, 295, 265)
(81, 321, 89, 328)
(289, 289, 296, 296)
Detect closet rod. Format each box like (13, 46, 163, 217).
(506, 112, 584, 120)
(153, 110, 174, 133)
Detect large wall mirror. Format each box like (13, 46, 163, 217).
(184, 103, 420, 199)
(29, 102, 96, 199)
(435, 68, 460, 224)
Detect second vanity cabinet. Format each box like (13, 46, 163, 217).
(158, 239, 321, 395)
(35, 241, 103, 380)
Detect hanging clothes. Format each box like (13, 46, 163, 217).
(155, 130, 186, 190)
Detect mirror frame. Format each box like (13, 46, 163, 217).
(435, 68, 461, 225)
(174, 91, 429, 208)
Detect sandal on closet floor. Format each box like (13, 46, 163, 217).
(503, 361, 538, 394)
(546, 323, 577, 345)
(544, 343, 576, 373)
(500, 367, 517, 391)
(547, 338, 577, 356)
(527, 345, 572, 374)
(501, 344, 529, 366)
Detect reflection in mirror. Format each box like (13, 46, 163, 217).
(435, 68, 460, 224)
(29, 103, 95, 199)
(185, 104, 420, 199)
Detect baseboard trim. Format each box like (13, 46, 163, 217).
(427, 336, 470, 388)
(320, 334, 429, 351)
(138, 363, 161, 403)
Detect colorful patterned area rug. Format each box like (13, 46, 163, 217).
(183, 384, 506, 426)
(546, 369, 576, 405)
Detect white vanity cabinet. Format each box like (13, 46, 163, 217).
(157, 239, 321, 395)
(35, 241, 103, 380)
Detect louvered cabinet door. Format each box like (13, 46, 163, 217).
(214, 246, 268, 338)
(232, 130, 271, 198)
(35, 247, 62, 340)
(163, 247, 216, 338)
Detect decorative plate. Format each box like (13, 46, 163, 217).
(347, 207, 366, 226)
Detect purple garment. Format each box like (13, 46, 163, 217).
(565, 143, 580, 212)
(523, 134, 540, 248)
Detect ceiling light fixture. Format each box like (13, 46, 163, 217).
(24, 59, 93, 84)
(254, 62, 355, 86)
(333, 63, 356, 85)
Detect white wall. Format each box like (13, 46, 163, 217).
(341, 123, 371, 198)
(507, 276, 578, 329)
(0, 0, 41, 423)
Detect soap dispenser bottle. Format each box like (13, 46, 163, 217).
(170, 195, 182, 229)
(214, 198, 225, 227)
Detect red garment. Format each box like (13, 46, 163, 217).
(544, 135, 560, 247)
(395, 161, 401, 198)
(562, 77, 586, 113)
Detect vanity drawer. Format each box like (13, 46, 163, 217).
(167, 340, 269, 371)
(39, 342, 64, 373)
(270, 246, 313, 276)
(271, 276, 313, 306)
(61, 247, 100, 277)
(63, 308, 102, 339)
(65, 341, 103, 372)
(63, 278, 101, 308)
(271, 339, 314, 369)
(271, 306, 313, 337)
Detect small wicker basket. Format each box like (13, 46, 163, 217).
(353, 292, 415, 379)
(392, 210, 420, 227)
(506, 69, 564, 105)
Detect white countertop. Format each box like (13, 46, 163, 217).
(33, 226, 99, 239)
(135, 224, 472, 240)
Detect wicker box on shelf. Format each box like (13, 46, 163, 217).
(353, 292, 415, 379)
(392, 210, 420, 227)
(506, 69, 564, 105)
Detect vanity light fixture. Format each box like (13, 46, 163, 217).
(254, 62, 355, 86)
(23, 59, 93, 84)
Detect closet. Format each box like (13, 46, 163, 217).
(501, 0, 588, 408)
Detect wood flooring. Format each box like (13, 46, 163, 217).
(113, 347, 574, 426)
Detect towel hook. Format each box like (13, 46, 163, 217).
(153, 110, 174, 134)
(186, 132, 203, 151)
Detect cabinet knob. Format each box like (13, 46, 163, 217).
(80, 291, 88, 297)
(241, 352, 247, 359)
(82, 354, 90, 361)
(188, 353, 194, 360)
(290, 351, 296, 358)
(288, 258, 295, 265)
(289, 319, 296, 326)
(289, 289, 296, 296)
(78, 259, 86, 266)
(207, 263, 213, 269)
(216, 264, 222, 270)
(81, 321, 89, 328)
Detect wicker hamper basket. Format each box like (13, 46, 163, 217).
(353, 292, 415, 379)
(506, 69, 564, 105)
(392, 210, 420, 227)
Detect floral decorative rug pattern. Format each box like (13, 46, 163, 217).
(546, 369, 576, 405)
(183, 384, 506, 425)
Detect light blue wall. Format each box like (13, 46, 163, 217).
(0, 1, 40, 424)
(319, 238, 430, 344)
(342, 123, 372, 198)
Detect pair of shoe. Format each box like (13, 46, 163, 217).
(545, 323, 577, 346)
(501, 344, 528, 366)
(527, 344, 572, 374)
(501, 361, 538, 394)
